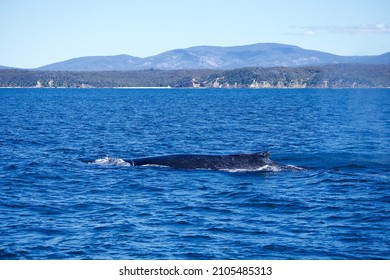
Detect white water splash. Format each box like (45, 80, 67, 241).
(221, 164, 304, 173)
(92, 157, 132, 167)
(284, 164, 305, 171)
(220, 165, 283, 173)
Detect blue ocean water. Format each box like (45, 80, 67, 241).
(0, 88, 389, 260)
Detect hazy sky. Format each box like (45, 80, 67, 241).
(1, 0, 389, 68)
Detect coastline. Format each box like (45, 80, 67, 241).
(1, 64, 390, 89)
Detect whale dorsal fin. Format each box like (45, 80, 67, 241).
(256, 151, 270, 158)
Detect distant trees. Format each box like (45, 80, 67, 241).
(0, 64, 389, 88)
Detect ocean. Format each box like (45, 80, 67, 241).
(0, 88, 389, 259)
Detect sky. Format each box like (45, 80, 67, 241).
(1, 0, 389, 68)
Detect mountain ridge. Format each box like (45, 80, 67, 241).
(10, 43, 390, 71)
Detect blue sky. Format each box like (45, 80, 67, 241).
(1, 0, 389, 68)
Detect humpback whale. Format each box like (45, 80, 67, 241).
(127, 151, 300, 171)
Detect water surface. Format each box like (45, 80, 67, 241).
(0, 88, 389, 259)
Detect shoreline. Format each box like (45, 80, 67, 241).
(1, 64, 389, 88)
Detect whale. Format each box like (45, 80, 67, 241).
(127, 151, 301, 172)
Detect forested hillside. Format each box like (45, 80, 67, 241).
(0, 64, 389, 88)
(36, 43, 390, 71)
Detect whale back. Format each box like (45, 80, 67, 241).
(130, 151, 275, 171)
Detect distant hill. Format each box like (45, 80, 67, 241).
(36, 43, 390, 71)
(0, 65, 15, 70)
(38, 54, 141, 71)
